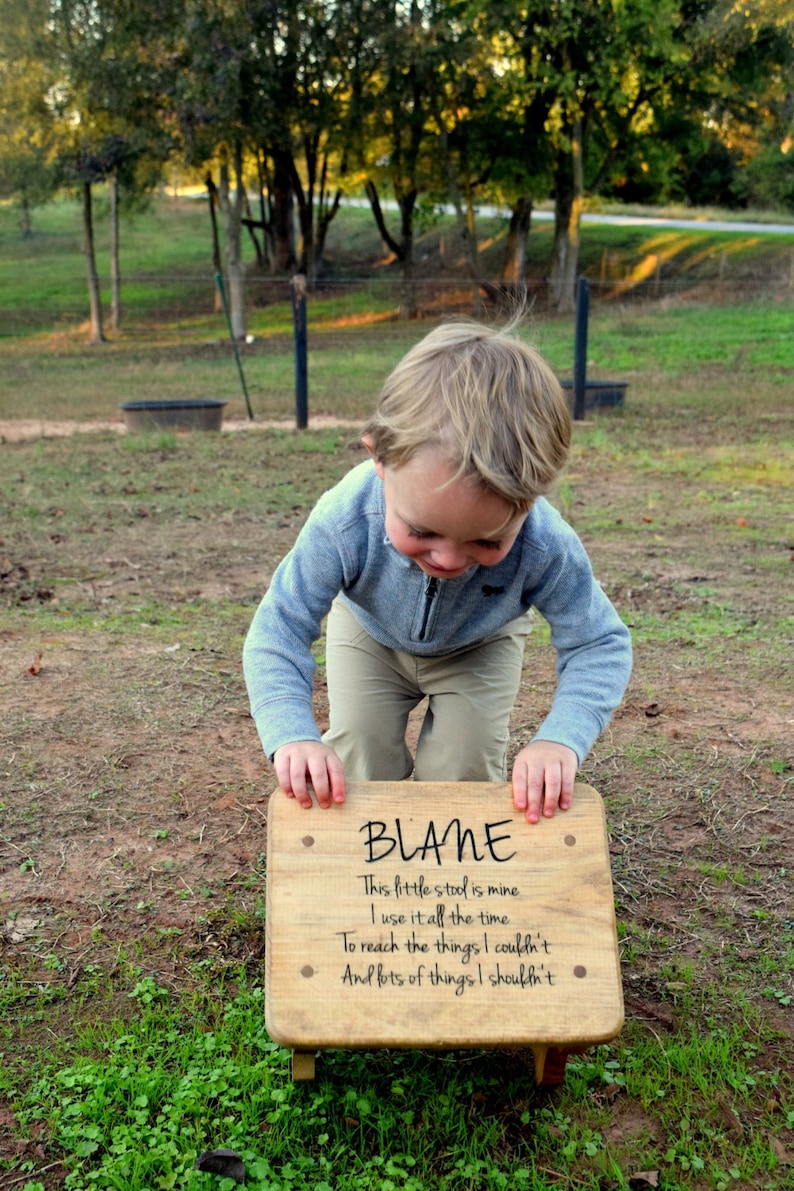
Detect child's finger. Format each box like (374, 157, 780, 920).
(306, 749, 346, 809)
(524, 772, 545, 823)
(541, 764, 562, 818)
(275, 749, 313, 808)
(559, 763, 575, 811)
(326, 753, 346, 804)
(512, 761, 543, 823)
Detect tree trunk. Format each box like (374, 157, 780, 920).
(550, 114, 584, 313)
(110, 173, 121, 332)
(464, 187, 485, 317)
(242, 189, 266, 269)
(82, 181, 105, 344)
(502, 195, 533, 284)
(206, 174, 223, 312)
(20, 194, 32, 237)
(218, 141, 246, 341)
(549, 167, 577, 311)
(292, 134, 317, 283)
(561, 112, 585, 310)
(397, 192, 418, 319)
(272, 149, 297, 273)
(315, 188, 341, 279)
(433, 105, 483, 315)
(399, 234, 417, 319)
(257, 155, 277, 273)
(312, 151, 341, 280)
(549, 175, 572, 311)
(364, 177, 418, 319)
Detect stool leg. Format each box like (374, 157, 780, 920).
(538, 1046, 569, 1086)
(291, 1050, 316, 1081)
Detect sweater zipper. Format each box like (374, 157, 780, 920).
(418, 576, 439, 641)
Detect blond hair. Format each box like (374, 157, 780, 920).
(362, 320, 571, 511)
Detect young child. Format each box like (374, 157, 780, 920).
(243, 320, 632, 824)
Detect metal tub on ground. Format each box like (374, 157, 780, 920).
(121, 400, 226, 432)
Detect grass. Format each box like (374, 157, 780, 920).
(1, 195, 793, 1190)
(2, 421, 791, 1189)
(3, 961, 791, 1190)
(0, 295, 790, 424)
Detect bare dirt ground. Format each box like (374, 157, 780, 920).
(1, 415, 792, 1186)
(0, 416, 358, 443)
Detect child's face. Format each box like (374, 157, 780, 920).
(367, 442, 527, 579)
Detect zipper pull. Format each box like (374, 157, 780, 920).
(418, 576, 439, 640)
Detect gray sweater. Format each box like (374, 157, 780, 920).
(243, 461, 632, 763)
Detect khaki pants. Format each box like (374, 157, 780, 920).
(322, 599, 533, 782)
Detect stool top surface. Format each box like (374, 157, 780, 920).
(266, 781, 623, 1049)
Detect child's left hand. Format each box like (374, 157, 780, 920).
(511, 741, 578, 824)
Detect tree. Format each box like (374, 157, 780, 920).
(174, 1, 369, 335)
(442, 1, 551, 287)
(22, 0, 177, 341)
(591, 1, 794, 213)
(422, 2, 524, 309)
(358, 0, 440, 318)
(89, 1, 177, 331)
(0, 0, 61, 234)
(680, 0, 794, 210)
(171, 0, 254, 338)
(493, 0, 686, 309)
(247, 0, 368, 285)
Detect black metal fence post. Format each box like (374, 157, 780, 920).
(573, 277, 589, 422)
(291, 274, 308, 430)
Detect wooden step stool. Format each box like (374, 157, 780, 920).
(265, 781, 623, 1085)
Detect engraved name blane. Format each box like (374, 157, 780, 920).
(359, 817, 516, 864)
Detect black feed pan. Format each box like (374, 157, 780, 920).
(560, 380, 627, 413)
(121, 400, 226, 432)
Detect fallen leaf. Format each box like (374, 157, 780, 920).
(4, 915, 41, 943)
(28, 652, 43, 676)
(644, 702, 661, 717)
(631, 999, 676, 1029)
(768, 1134, 794, 1164)
(628, 1174, 659, 1189)
(716, 1094, 744, 1138)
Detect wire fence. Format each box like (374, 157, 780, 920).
(3, 260, 793, 340)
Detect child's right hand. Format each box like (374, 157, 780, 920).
(273, 741, 346, 809)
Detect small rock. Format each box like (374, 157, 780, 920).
(195, 1148, 246, 1183)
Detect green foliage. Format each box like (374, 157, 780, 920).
(4, 967, 792, 1191)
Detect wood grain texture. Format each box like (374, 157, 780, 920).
(265, 782, 623, 1053)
